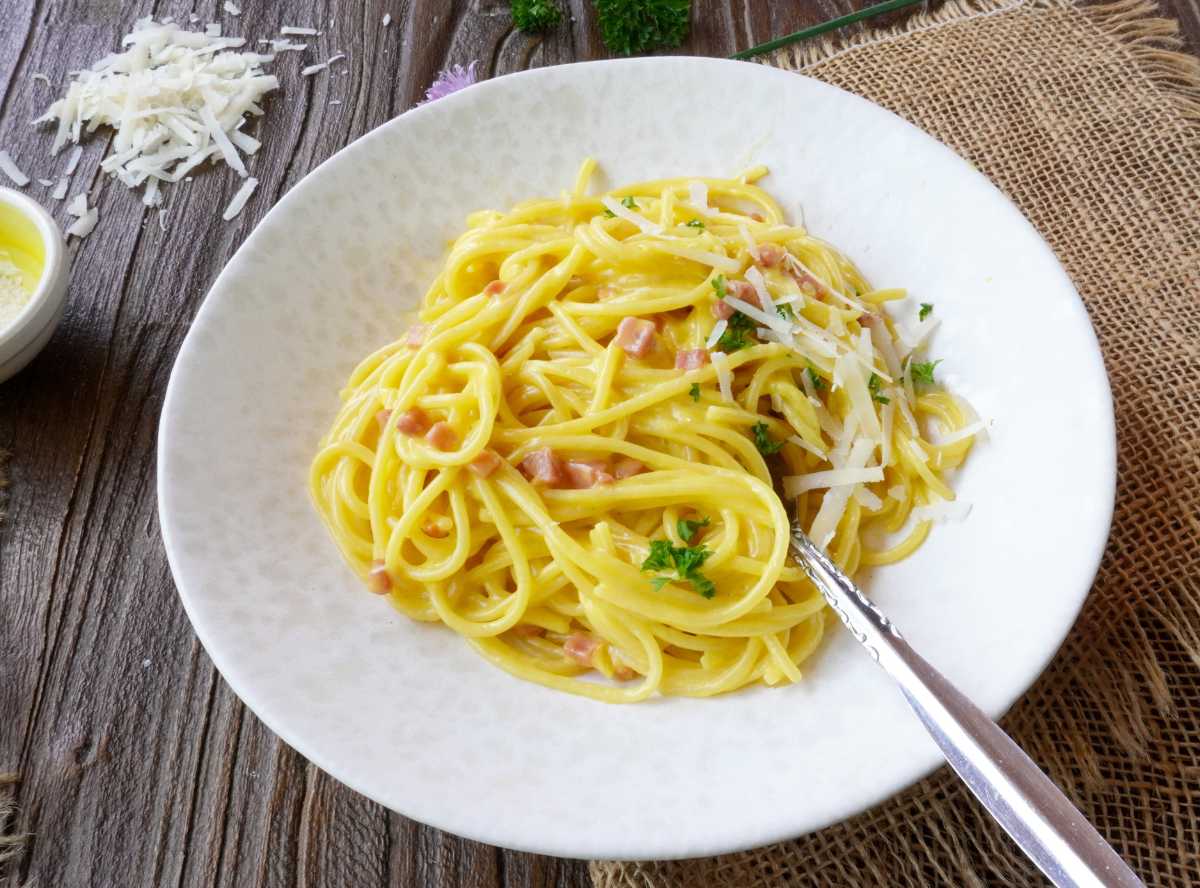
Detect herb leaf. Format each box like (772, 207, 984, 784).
(641, 539, 674, 572)
(711, 275, 727, 299)
(512, 0, 562, 31)
(716, 311, 755, 352)
(751, 421, 784, 455)
(686, 218, 705, 229)
(867, 372, 891, 404)
(806, 365, 827, 392)
(776, 302, 795, 321)
(688, 382, 701, 402)
(603, 208, 616, 218)
(919, 302, 934, 322)
(642, 538, 717, 599)
(909, 359, 942, 386)
(620, 195, 638, 209)
(677, 516, 710, 542)
(594, 0, 690, 56)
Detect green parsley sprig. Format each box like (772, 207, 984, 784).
(806, 365, 826, 392)
(594, 0, 691, 56)
(919, 302, 934, 321)
(642, 538, 716, 598)
(676, 516, 709, 543)
(688, 383, 701, 402)
(512, 0, 562, 32)
(751, 421, 784, 455)
(909, 359, 942, 386)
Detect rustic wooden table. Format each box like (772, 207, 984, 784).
(1, 2, 1196, 887)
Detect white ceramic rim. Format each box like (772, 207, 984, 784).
(0, 187, 67, 352)
(158, 57, 1116, 860)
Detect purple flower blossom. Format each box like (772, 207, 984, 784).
(419, 61, 479, 105)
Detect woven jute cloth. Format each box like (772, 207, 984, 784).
(592, 1, 1200, 886)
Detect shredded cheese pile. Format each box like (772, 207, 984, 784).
(35, 17, 279, 210)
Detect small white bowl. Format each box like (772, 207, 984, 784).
(0, 187, 68, 384)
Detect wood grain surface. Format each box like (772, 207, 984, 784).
(1, 2, 1196, 887)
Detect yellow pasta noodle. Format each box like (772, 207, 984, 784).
(309, 161, 977, 703)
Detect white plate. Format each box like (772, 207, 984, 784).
(158, 58, 1115, 860)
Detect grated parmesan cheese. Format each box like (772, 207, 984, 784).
(712, 351, 734, 403)
(783, 465, 884, 497)
(913, 499, 973, 523)
(301, 62, 327, 77)
(51, 177, 68, 199)
(36, 178, 54, 187)
(67, 193, 88, 216)
(687, 181, 713, 216)
(222, 176, 258, 220)
(281, 26, 320, 35)
(0, 151, 30, 186)
(64, 145, 82, 174)
(382, 14, 392, 26)
(223, 2, 241, 15)
(600, 195, 662, 235)
(35, 17, 280, 227)
(205, 23, 222, 37)
(705, 319, 727, 350)
(65, 207, 98, 239)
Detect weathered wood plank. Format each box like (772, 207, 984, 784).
(1, 2, 1195, 887)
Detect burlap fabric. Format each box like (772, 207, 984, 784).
(593, 1, 1200, 886)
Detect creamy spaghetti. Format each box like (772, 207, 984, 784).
(309, 160, 978, 703)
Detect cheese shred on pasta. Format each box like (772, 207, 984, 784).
(309, 161, 978, 703)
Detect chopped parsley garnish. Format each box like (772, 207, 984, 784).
(511, 0, 562, 31)
(677, 516, 710, 542)
(595, 0, 690, 56)
(751, 421, 785, 455)
(688, 382, 701, 402)
(806, 365, 826, 392)
(642, 538, 716, 599)
(686, 218, 705, 229)
(909, 359, 942, 386)
(711, 275, 727, 299)
(867, 372, 891, 404)
(919, 302, 934, 321)
(621, 195, 638, 209)
(603, 208, 616, 218)
(776, 302, 795, 320)
(716, 311, 755, 352)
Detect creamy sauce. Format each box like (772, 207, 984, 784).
(0, 254, 32, 331)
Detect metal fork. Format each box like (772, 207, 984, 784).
(789, 526, 1144, 888)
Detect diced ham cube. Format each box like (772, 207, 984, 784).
(858, 313, 877, 327)
(366, 561, 391, 595)
(520, 448, 564, 486)
(751, 243, 785, 267)
(613, 458, 646, 480)
(613, 664, 638, 681)
(614, 317, 656, 358)
(394, 407, 431, 436)
(727, 279, 761, 309)
(484, 280, 506, 297)
(425, 421, 457, 451)
(675, 348, 710, 370)
(405, 324, 429, 348)
(748, 211, 765, 222)
(564, 633, 601, 667)
(564, 459, 614, 489)
(513, 623, 546, 638)
(711, 299, 734, 320)
(469, 450, 502, 478)
(790, 267, 824, 298)
(375, 409, 392, 431)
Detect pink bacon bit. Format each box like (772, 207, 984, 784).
(727, 279, 761, 309)
(564, 459, 614, 489)
(748, 211, 765, 222)
(520, 447, 564, 486)
(789, 266, 824, 299)
(613, 664, 638, 681)
(375, 409, 392, 431)
(484, 280, 506, 297)
(614, 317, 656, 358)
(468, 450, 502, 478)
(564, 633, 601, 667)
(394, 407, 431, 436)
(422, 518, 450, 539)
(711, 299, 734, 320)
(366, 561, 392, 595)
(425, 421, 458, 451)
(613, 458, 646, 480)
(513, 623, 546, 638)
(675, 348, 710, 370)
(751, 243, 785, 267)
(404, 324, 429, 348)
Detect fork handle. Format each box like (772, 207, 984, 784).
(790, 531, 1144, 888)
